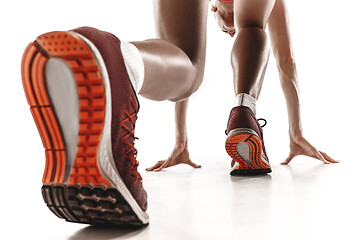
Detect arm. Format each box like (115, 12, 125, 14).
(268, 0, 338, 164)
(268, 0, 302, 137)
(146, 99, 201, 171)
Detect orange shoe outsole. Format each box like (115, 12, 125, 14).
(225, 130, 271, 175)
(21, 31, 146, 225)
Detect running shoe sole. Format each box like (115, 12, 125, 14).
(225, 128, 271, 175)
(21, 31, 149, 226)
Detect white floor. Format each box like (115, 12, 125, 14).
(3, 156, 358, 240)
(1, 1, 360, 239)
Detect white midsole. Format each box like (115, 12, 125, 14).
(72, 31, 149, 224)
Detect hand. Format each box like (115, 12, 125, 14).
(146, 142, 201, 172)
(282, 134, 339, 165)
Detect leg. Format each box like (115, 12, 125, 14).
(20, 0, 208, 224)
(135, 0, 208, 172)
(231, 0, 276, 99)
(131, 0, 208, 102)
(226, 0, 275, 175)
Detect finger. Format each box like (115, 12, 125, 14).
(298, 139, 330, 164)
(281, 152, 296, 165)
(146, 161, 165, 171)
(154, 159, 171, 172)
(319, 151, 340, 163)
(313, 150, 330, 164)
(186, 160, 202, 169)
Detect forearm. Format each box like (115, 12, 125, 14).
(174, 99, 189, 144)
(278, 60, 303, 137)
(268, 0, 302, 137)
(146, 98, 202, 171)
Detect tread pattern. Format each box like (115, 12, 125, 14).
(41, 183, 144, 226)
(21, 31, 147, 225)
(21, 31, 109, 185)
(225, 132, 271, 175)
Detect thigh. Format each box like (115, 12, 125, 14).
(153, 0, 208, 66)
(234, 0, 276, 30)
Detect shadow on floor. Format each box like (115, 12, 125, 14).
(230, 173, 272, 182)
(68, 224, 147, 240)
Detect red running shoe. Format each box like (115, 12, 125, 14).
(21, 27, 149, 225)
(225, 106, 271, 175)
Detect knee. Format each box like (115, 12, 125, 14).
(190, 66, 205, 94)
(169, 65, 205, 102)
(235, 20, 266, 32)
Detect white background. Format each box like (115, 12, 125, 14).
(1, 0, 359, 239)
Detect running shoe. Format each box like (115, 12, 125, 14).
(21, 27, 149, 225)
(225, 106, 271, 175)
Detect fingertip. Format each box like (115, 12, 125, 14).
(282, 157, 292, 165)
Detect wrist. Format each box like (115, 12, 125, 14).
(289, 127, 303, 140)
(176, 136, 188, 145)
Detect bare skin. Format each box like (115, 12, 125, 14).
(132, 0, 208, 171)
(131, 0, 208, 102)
(211, 1, 236, 37)
(211, 0, 338, 165)
(144, 0, 338, 171)
(146, 100, 201, 171)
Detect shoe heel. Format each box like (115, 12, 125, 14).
(21, 42, 67, 183)
(225, 128, 271, 175)
(21, 31, 147, 225)
(21, 31, 109, 185)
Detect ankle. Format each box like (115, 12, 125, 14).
(233, 93, 257, 115)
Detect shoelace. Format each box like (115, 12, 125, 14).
(257, 118, 267, 128)
(225, 118, 267, 135)
(121, 99, 142, 184)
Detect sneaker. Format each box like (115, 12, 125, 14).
(225, 106, 271, 175)
(21, 27, 149, 226)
